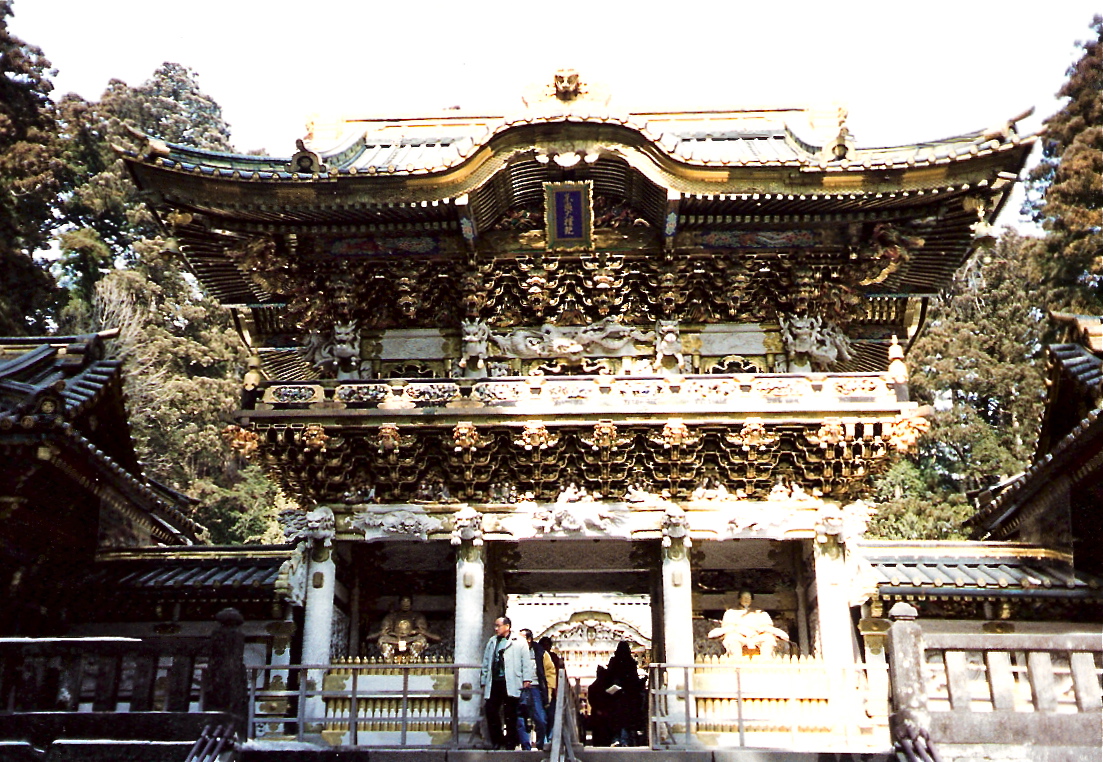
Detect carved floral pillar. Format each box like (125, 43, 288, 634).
(302, 508, 338, 667)
(812, 536, 856, 667)
(451, 508, 486, 737)
(661, 508, 696, 738)
(292, 507, 337, 734)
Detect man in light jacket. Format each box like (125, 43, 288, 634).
(481, 616, 536, 749)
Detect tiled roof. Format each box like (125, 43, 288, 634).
(0, 333, 205, 544)
(861, 541, 1103, 599)
(970, 316, 1103, 536)
(1050, 343, 1103, 395)
(90, 547, 296, 601)
(137, 116, 1031, 181)
(0, 334, 123, 422)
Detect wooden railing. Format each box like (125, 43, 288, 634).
(1, 635, 211, 714)
(886, 605, 1103, 757)
(0, 608, 247, 748)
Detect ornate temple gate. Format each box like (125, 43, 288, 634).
(264, 493, 888, 749)
(122, 72, 1033, 752)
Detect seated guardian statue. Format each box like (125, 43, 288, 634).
(708, 591, 790, 658)
(368, 596, 440, 660)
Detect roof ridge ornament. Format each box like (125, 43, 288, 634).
(554, 68, 583, 101)
(289, 138, 325, 174)
(521, 68, 612, 113)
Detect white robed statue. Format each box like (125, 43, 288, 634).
(708, 591, 790, 658)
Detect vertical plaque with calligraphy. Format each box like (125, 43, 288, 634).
(544, 181, 593, 251)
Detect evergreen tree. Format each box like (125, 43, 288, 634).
(869, 232, 1047, 539)
(80, 66, 280, 544)
(48, 62, 281, 544)
(0, 0, 62, 333)
(1023, 16, 1103, 313)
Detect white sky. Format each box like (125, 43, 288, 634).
(11, 1, 1099, 227)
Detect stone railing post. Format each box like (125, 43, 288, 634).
(885, 602, 932, 755)
(207, 607, 248, 726)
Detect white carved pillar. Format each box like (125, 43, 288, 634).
(303, 544, 336, 666)
(661, 507, 696, 741)
(292, 507, 337, 735)
(812, 537, 853, 665)
(451, 508, 486, 740)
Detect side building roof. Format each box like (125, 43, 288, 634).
(969, 315, 1103, 577)
(0, 332, 205, 551)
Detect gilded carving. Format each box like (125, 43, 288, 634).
(806, 417, 847, 448)
(452, 422, 487, 454)
(222, 424, 259, 457)
(580, 251, 626, 316)
(517, 421, 558, 451)
(582, 420, 631, 454)
(887, 412, 930, 452)
(301, 424, 329, 451)
(725, 419, 779, 451)
(657, 419, 698, 449)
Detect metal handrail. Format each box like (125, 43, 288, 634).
(245, 661, 479, 748)
(548, 669, 581, 762)
(647, 660, 890, 751)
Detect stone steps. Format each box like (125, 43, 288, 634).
(239, 746, 896, 762)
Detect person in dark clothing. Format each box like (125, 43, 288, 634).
(603, 641, 646, 746)
(586, 665, 614, 746)
(539, 636, 563, 734)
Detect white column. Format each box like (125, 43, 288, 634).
(662, 543, 695, 667)
(302, 544, 337, 667)
(454, 540, 486, 740)
(661, 535, 696, 744)
(812, 538, 855, 667)
(301, 540, 336, 736)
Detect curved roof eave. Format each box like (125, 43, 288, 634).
(123, 119, 1035, 216)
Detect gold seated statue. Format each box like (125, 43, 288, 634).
(369, 595, 440, 660)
